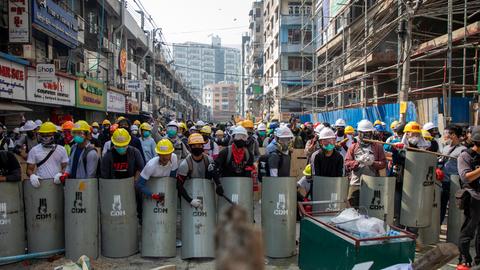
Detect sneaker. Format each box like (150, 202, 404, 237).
(176, 239, 182, 248)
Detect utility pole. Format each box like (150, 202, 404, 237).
(398, 0, 422, 124)
(446, 0, 453, 124)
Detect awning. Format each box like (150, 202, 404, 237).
(0, 102, 33, 112)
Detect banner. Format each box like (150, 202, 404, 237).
(126, 80, 145, 93)
(9, 0, 30, 43)
(0, 58, 26, 100)
(125, 97, 140, 115)
(27, 68, 75, 106)
(76, 77, 106, 111)
(107, 91, 126, 113)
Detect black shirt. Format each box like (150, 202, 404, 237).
(0, 150, 21, 182)
(215, 146, 254, 177)
(313, 150, 344, 177)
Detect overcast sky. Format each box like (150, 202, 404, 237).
(142, 0, 252, 49)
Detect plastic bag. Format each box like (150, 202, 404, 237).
(330, 208, 386, 238)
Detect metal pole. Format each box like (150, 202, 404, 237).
(399, 12, 411, 125)
(462, 0, 467, 97)
(397, 0, 403, 98)
(447, 0, 453, 124)
(363, 0, 368, 109)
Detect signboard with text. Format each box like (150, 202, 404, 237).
(107, 91, 126, 113)
(9, 0, 30, 43)
(0, 58, 26, 100)
(27, 68, 75, 106)
(126, 80, 145, 93)
(76, 77, 106, 111)
(36, 64, 56, 78)
(125, 97, 140, 115)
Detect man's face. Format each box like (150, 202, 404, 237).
(320, 138, 335, 147)
(159, 153, 172, 166)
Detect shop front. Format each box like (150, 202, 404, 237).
(75, 77, 107, 123)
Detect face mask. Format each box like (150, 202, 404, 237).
(93, 128, 98, 134)
(73, 135, 85, 144)
(258, 131, 266, 137)
(40, 136, 54, 146)
(360, 132, 373, 141)
(64, 133, 73, 143)
(27, 131, 35, 138)
(178, 133, 184, 138)
(143, 131, 151, 138)
(323, 144, 335, 152)
(115, 146, 127, 155)
(234, 140, 246, 148)
(191, 147, 204, 157)
(132, 130, 138, 135)
(202, 135, 209, 142)
(444, 139, 452, 145)
(408, 137, 420, 146)
(167, 129, 177, 138)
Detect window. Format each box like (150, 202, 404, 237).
(304, 30, 312, 44)
(256, 8, 261, 17)
(288, 56, 302, 71)
(288, 29, 301, 44)
(256, 25, 261, 33)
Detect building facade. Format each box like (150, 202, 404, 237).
(203, 83, 238, 122)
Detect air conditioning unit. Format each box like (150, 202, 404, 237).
(77, 16, 85, 31)
(101, 37, 111, 52)
(76, 62, 85, 74)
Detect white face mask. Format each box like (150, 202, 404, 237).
(408, 137, 420, 146)
(444, 139, 452, 145)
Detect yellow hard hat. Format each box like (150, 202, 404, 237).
(215, 129, 224, 136)
(188, 133, 205, 145)
(116, 116, 126, 123)
(345, 126, 355, 135)
(421, 129, 433, 141)
(38, 122, 58, 134)
(72, 120, 91, 132)
(303, 164, 312, 176)
(133, 120, 141, 126)
(111, 128, 131, 147)
(140, 122, 153, 131)
(242, 120, 254, 129)
(179, 122, 187, 130)
(91, 122, 100, 128)
(155, 139, 174, 155)
(373, 120, 382, 126)
(200, 125, 212, 135)
(390, 120, 399, 130)
(102, 119, 111, 126)
(404, 121, 421, 134)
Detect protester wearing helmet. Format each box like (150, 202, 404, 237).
(401, 121, 430, 149)
(240, 120, 261, 161)
(200, 125, 219, 159)
(305, 123, 324, 163)
(101, 124, 119, 156)
(139, 123, 157, 162)
(133, 120, 141, 127)
(117, 118, 146, 162)
(214, 129, 225, 145)
(59, 120, 75, 156)
(130, 125, 140, 138)
(265, 126, 294, 177)
(136, 139, 178, 200)
(61, 121, 99, 181)
(256, 123, 268, 147)
(297, 164, 313, 201)
(423, 122, 443, 152)
(215, 126, 255, 177)
(165, 121, 190, 165)
(344, 120, 387, 207)
(176, 133, 224, 209)
(334, 119, 349, 157)
(26, 122, 69, 188)
(99, 119, 112, 146)
(16, 121, 40, 158)
(178, 122, 189, 144)
(313, 128, 344, 177)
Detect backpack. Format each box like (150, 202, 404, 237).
(257, 150, 283, 182)
(185, 153, 211, 179)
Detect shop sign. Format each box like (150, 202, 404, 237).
(0, 57, 26, 100)
(141, 101, 150, 113)
(107, 91, 125, 113)
(27, 68, 75, 106)
(32, 0, 78, 48)
(76, 77, 106, 111)
(125, 97, 139, 115)
(119, 49, 127, 77)
(126, 80, 145, 93)
(36, 64, 55, 79)
(9, 0, 30, 43)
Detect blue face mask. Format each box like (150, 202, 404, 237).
(143, 131, 151, 138)
(115, 146, 127, 155)
(323, 144, 335, 152)
(167, 129, 177, 138)
(73, 135, 85, 144)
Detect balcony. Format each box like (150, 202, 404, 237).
(280, 14, 308, 26)
(125, 11, 148, 48)
(280, 43, 314, 54)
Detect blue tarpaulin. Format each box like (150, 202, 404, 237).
(439, 97, 472, 124)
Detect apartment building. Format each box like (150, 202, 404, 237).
(203, 83, 238, 122)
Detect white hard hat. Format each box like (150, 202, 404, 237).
(381, 121, 386, 127)
(335, 119, 346, 127)
(275, 126, 294, 138)
(314, 124, 325, 134)
(20, 120, 38, 132)
(423, 122, 437, 131)
(167, 121, 179, 128)
(196, 120, 206, 126)
(130, 125, 139, 131)
(34, 119, 43, 126)
(232, 126, 248, 136)
(357, 119, 374, 132)
(257, 123, 267, 131)
(318, 128, 336, 140)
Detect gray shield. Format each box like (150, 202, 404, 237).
(400, 151, 436, 227)
(181, 178, 216, 259)
(64, 178, 99, 260)
(99, 177, 138, 258)
(261, 177, 297, 258)
(312, 176, 349, 212)
(360, 175, 395, 224)
(24, 179, 64, 254)
(141, 177, 177, 258)
(418, 182, 441, 245)
(218, 177, 253, 223)
(447, 175, 464, 244)
(0, 182, 26, 262)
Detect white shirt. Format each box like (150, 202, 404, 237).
(140, 153, 178, 179)
(102, 140, 112, 156)
(27, 144, 69, 179)
(203, 139, 219, 158)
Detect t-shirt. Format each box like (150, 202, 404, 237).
(268, 151, 291, 177)
(140, 153, 178, 179)
(215, 146, 254, 177)
(140, 137, 157, 161)
(441, 144, 467, 182)
(313, 150, 344, 177)
(177, 155, 214, 179)
(297, 176, 312, 194)
(27, 144, 69, 179)
(112, 150, 129, 179)
(203, 140, 219, 158)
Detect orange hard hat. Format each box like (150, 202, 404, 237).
(61, 120, 74, 131)
(110, 123, 119, 133)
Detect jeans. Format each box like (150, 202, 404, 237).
(440, 181, 450, 225)
(459, 195, 480, 264)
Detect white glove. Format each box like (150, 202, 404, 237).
(357, 154, 368, 165)
(29, 174, 41, 188)
(190, 199, 202, 209)
(364, 155, 374, 166)
(53, 173, 63, 185)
